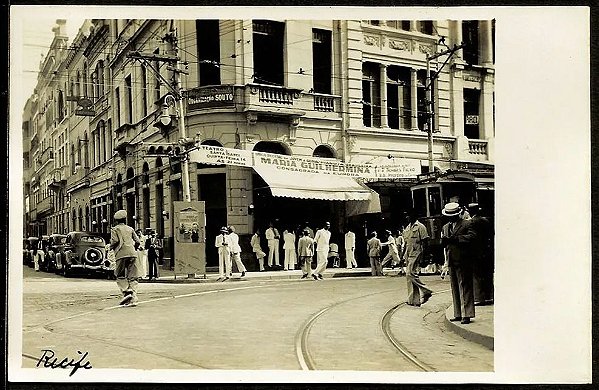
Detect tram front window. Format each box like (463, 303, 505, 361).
(413, 188, 427, 218)
(428, 186, 442, 216)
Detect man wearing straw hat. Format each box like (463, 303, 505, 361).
(215, 226, 232, 281)
(441, 202, 477, 324)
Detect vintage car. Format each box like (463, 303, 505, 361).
(44, 233, 67, 272)
(54, 232, 112, 277)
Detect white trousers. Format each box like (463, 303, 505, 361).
(218, 249, 232, 277)
(314, 250, 328, 275)
(267, 240, 280, 266)
(34, 250, 44, 271)
(300, 256, 312, 276)
(345, 249, 357, 268)
(231, 252, 246, 273)
(284, 249, 297, 270)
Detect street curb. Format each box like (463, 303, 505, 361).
(444, 305, 494, 350)
(138, 269, 377, 284)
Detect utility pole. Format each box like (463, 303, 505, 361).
(425, 43, 466, 171)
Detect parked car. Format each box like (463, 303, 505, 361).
(54, 232, 111, 277)
(44, 234, 67, 273)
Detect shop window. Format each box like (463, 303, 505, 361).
(196, 20, 221, 86)
(313, 145, 336, 159)
(362, 62, 381, 128)
(252, 20, 285, 86)
(312, 29, 332, 94)
(464, 88, 481, 139)
(462, 20, 479, 65)
(386, 66, 411, 130)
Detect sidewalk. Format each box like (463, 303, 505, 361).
(139, 266, 376, 284)
(444, 303, 494, 350)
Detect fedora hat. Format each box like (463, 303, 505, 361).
(442, 202, 462, 217)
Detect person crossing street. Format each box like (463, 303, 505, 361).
(110, 210, 142, 307)
(228, 225, 246, 278)
(402, 211, 433, 307)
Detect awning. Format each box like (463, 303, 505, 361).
(253, 165, 374, 201)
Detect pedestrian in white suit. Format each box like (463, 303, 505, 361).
(228, 225, 246, 277)
(265, 222, 280, 268)
(283, 228, 297, 270)
(344, 228, 357, 269)
(215, 226, 232, 281)
(312, 221, 331, 280)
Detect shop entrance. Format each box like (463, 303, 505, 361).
(252, 173, 342, 238)
(198, 173, 227, 267)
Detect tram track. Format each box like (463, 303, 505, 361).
(296, 287, 450, 371)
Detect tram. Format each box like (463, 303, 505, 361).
(410, 168, 494, 266)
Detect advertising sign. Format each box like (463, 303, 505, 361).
(189, 145, 420, 179)
(186, 85, 235, 111)
(174, 201, 206, 276)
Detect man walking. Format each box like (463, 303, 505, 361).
(228, 225, 246, 278)
(297, 229, 314, 279)
(265, 222, 280, 268)
(312, 221, 331, 280)
(215, 226, 232, 281)
(441, 202, 477, 324)
(344, 227, 357, 269)
(110, 210, 142, 307)
(380, 230, 401, 272)
(251, 228, 266, 271)
(402, 211, 433, 306)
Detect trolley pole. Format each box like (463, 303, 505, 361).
(425, 43, 465, 173)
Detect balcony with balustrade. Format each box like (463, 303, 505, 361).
(454, 136, 493, 163)
(241, 84, 341, 121)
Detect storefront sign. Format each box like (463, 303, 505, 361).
(189, 145, 420, 179)
(186, 85, 235, 110)
(190, 145, 252, 167)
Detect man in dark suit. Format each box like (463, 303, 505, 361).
(441, 202, 477, 324)
(468, 203, 494, 306)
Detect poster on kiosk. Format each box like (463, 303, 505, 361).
(173, 201, 206, 276)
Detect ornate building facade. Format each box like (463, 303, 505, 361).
(23, 19, 494, 268)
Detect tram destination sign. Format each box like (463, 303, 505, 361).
(185, 85, 235, 110)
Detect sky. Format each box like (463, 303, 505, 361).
(16, 18, 85, 111)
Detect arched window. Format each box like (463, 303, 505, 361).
(78, 207, 83, 231)
(155, 157, 163, 181)
(253, 141, 290, 155)
(312, 145, 336, 159)
(98, 60, 105, 96)
(142, 162, 150, 185)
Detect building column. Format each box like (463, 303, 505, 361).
(410, 68, 419, 131)
(454, 20, 463, 61)
(379, 64, 388, 128)
(410, 21, 418, 32)
(481, 20, 494, 67)
(481, 74, 495, 140)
